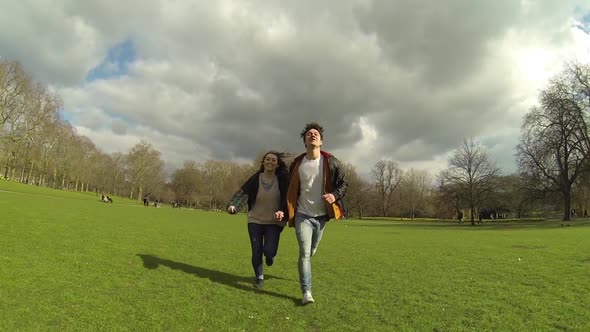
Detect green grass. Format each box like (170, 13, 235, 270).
(1, 179, 590, 331)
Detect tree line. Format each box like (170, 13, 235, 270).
(2, 59, 589, 222)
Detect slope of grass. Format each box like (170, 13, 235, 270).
(0, 179, 139, 204)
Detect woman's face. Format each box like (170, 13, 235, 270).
(263, 153, 278, 172)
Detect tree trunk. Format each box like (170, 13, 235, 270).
(28, 170, 35, 184)
(27, 160, 34, 184)
(209, 182, 213, 210)
(20, 165, 26, 183)
(563, 189, 571, 221)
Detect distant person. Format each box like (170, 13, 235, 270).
(227, 151, 289, 289)
(457, 210, 463, 224)
(286, 122, 348, 305)
(106, 195, 113, 203)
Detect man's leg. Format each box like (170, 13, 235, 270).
(295, 214, 314, 292)
(247, 223, 265, 288)
(263, 224, 283, 266)
(310, 216, 326, 257)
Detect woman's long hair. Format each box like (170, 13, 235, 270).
(258, 151, 288, 177)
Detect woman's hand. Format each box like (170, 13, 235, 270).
(274, 210, 284, 221)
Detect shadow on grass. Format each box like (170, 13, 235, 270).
(137, 254, 300, 305)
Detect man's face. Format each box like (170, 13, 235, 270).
(304, 129, 323, 148)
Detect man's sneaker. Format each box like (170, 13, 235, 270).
(253, 278, 264, 289)
(265, 256, 274, 266)
(302, 291, 314, 305)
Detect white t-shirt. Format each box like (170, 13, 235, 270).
(297, 155, 327, 217)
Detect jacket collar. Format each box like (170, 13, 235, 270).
(295, 150, 332, 162)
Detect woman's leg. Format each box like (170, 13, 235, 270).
(262, 224, 284, 266)
(247, 223, 264, 280)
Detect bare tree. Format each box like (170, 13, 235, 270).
(400, 168, 432, 220)
(109, 152, 128, 195)
(126, 140, 165, 201)
(494, 174, 535, 219)
(371, 160, 403, 217)
(201, 160, 233, 210)
(434, 175, 461, 219)
(171, 160, 202, 207)
(341, 163, 371, 219)
(26, 112, 61, 186)
(572, 170, 590, 218)
(516, 63, 590, 221)
(56, 125, 82, 189)
(0, 61, 61, 143)
(441, 138, 501, 225)
(69, 135, 98, 192)
(0, 61, 60, 182)
(0, 60, 29, 140)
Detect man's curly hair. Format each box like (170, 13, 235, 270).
(300, 122, 324, 143)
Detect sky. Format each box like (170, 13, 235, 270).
(1, 0, 589, 178)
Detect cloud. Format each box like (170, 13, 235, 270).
(111, 118, 128, 135)
(3, 0, 590, 179)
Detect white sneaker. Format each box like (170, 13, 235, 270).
(302, 291, 314, 305)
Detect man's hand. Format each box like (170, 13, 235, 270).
(227, 206, 237, 214)
(274, 210, 285, 221)
(322, 193, 336, 204)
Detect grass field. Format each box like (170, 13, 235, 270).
(1, 179, 590, 331)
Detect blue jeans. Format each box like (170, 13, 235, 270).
(295, 213, 327, 292)
(248, 223, 283, 279)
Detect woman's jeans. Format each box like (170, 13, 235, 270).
(248, 223, 284, 279)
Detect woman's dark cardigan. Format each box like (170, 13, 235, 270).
(227, 171, 289, 215)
